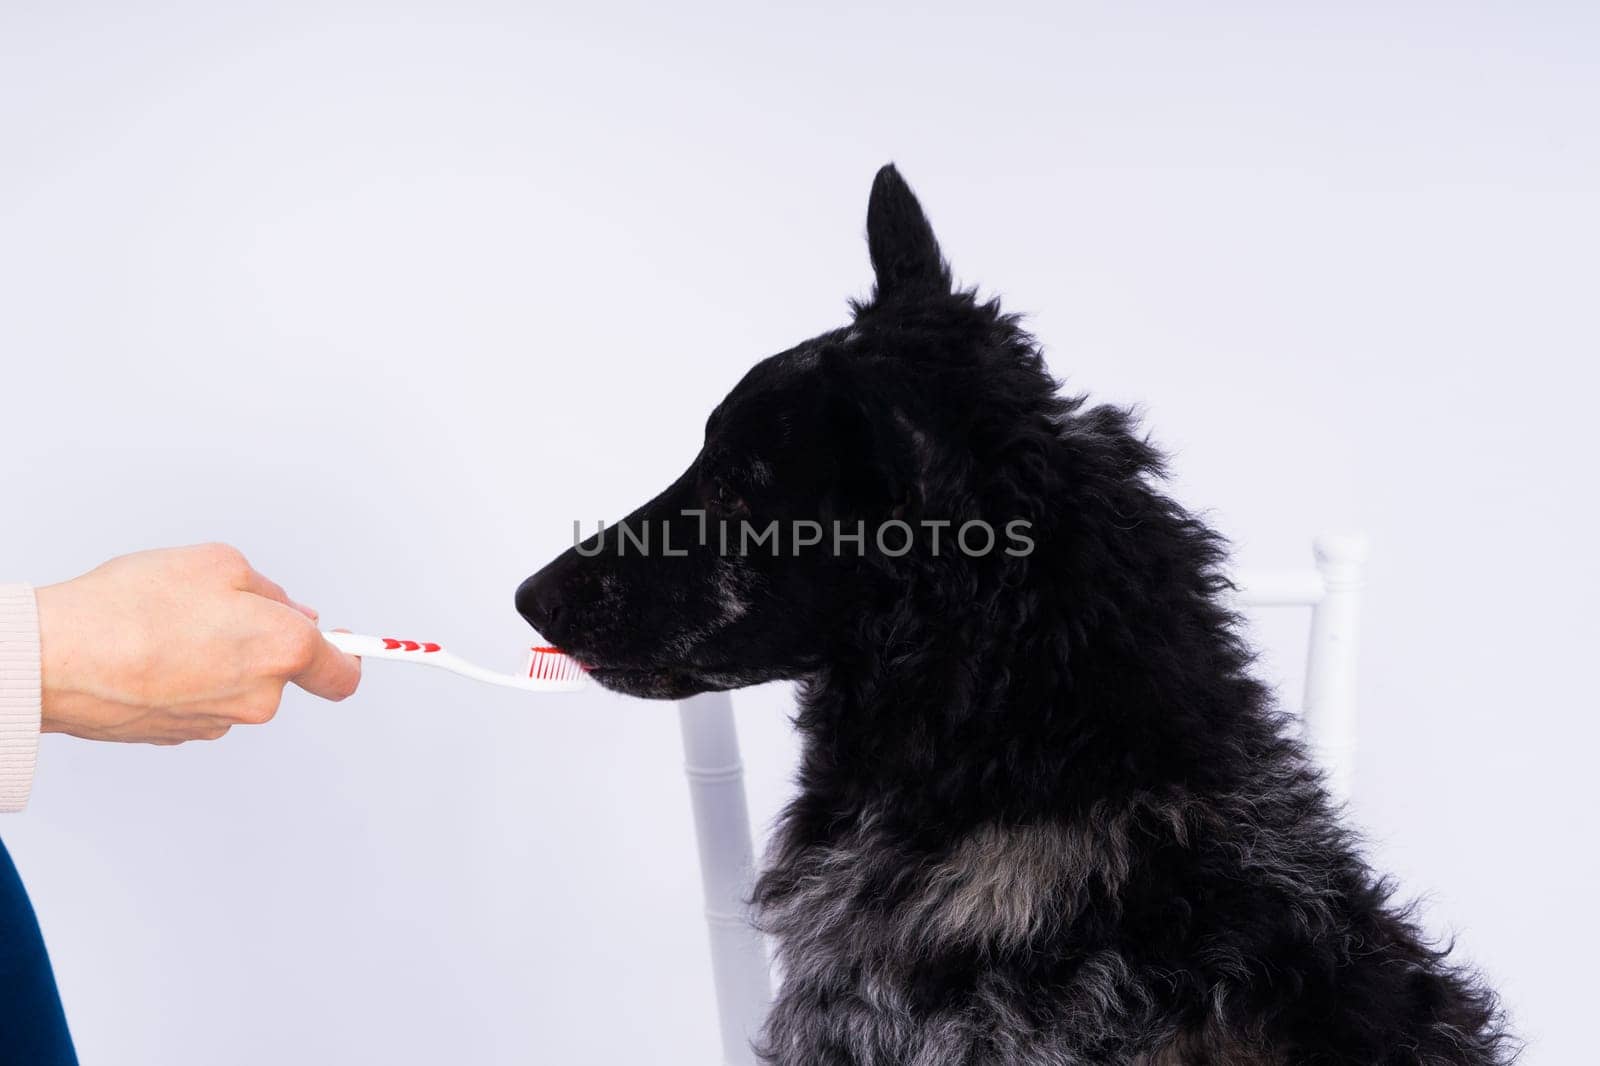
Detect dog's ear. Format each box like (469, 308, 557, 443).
(866, 164, 951, 303)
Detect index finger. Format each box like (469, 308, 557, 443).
(242, 568, 319, 623)
(241, 567, 290, 605)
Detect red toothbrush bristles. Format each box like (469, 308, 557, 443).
(528, 646, 585, 680)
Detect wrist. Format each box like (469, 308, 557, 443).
(34, 580, 92, 734)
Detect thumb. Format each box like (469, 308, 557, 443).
(290, 623, 362, 702)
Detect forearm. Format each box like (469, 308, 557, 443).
(0, 584, 42, 813)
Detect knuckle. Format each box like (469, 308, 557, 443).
(269, 625, 319, 675)
(199, 541, 241, 564)
(292, 628, 321, 672)
(242, 690, 282, 725)
(199, 542, 249, 580)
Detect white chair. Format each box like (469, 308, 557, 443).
(675, 534, 1369, 1066)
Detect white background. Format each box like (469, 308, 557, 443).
(2, 2, 1596, 1062)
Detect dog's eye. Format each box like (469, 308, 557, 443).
(712, 480, 749, 517)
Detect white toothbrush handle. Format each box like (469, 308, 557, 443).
(324, 632, 411, 660)
(322, 631, 587, 693)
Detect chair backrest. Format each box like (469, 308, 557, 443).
(675, 533, 1368, 1066)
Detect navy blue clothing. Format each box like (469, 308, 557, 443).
(0, 838, 75, 1065)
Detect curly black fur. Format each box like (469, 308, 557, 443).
(518, 165, 1512, 1064)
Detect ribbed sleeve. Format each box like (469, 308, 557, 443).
(0, 583, 42, 812)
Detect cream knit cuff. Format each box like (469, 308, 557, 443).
(0, 584, 42, 812)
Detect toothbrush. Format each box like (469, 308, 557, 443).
(323, 631, 588, 693)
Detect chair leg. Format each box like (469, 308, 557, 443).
(1303, 534, 1369, 802)
(678, 691, 772, 1065)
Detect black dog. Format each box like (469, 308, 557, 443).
(518, 166, 1510, 1064)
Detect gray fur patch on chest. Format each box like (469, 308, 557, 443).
(916, 819, 1126, 947)
(762, 797, 1185, 971)
(756, 797, 1200, 1064)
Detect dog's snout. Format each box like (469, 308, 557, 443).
(516, 568, 568, 638)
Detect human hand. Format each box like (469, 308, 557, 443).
(33, 544, 361, 744)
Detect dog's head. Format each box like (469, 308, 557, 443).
(518, 165, 1056, 699)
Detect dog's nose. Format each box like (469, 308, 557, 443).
(515, 569, 567, 637)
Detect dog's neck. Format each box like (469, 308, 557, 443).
(791, 411, 1278, 844)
